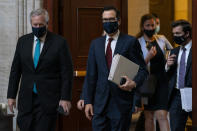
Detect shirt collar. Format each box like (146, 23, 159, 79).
(106, 30, 120, 41)
(182, 40, 192, 51)
(34, 33, 47, 43)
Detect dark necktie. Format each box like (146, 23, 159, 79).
(106, 38, 113, 69)
(33, 39, 41, 93)
(178, 47, 186, 89)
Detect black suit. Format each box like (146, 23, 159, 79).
(7, 31, 73, 131)
(167, 45, 192, 131)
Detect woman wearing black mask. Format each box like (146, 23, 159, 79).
(136, 14, 173, 131)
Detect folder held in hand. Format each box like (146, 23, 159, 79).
(108, 54, 139, 85)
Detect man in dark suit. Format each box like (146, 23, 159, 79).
(166, 20, 192, 131)
(7, 9, 73, 131)
(84, 6, 148, 131)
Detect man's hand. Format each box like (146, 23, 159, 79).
(77, 100, 84, 110)
(85, 104, 93, 120)
(167, 54, 176, 67)
(59, 100, 72, 115)
(8, 98, 16, 113)
(119, 76, 136, 92)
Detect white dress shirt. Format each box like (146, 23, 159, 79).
(105, 30, 120, 56)
(32, 35, 46, 58)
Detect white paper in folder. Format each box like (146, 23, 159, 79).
(108, 54, 139, 85)
(180, 87, 192, 112)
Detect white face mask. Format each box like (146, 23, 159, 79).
(155, 26, 160, 34)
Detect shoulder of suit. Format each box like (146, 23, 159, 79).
(94, 35, 105, 40)
(154, 34, 166, 40)
(47, 31, 67, 41)
(120, 33, 136, 40)
(92, 33, 137, 43)
(18, 31, 66, 41)
(170, 46, 180, 53)
(118, 33, 138, 45)
(91, 36, 105, 44)
(155, 34, 164, 37)
(18, 33, 33, 40)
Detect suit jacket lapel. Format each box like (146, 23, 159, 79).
(186, 48, 192, 75)
(99, 36, 109, 72)
(26, 33, 35, 70)
(114, 33, 124, 56)
(36, 31, 52, 69)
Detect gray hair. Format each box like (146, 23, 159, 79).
(30, 8, 49, 23)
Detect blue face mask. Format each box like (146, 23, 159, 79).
(155, 26, 160, 34)
(103, 21, 118, 34)
(32, 26, 47, 38)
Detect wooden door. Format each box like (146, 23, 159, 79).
(44, 0, 128, 131)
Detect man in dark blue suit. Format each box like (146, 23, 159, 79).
(84, 6, 148, 131)
(166, 20, 192, 131)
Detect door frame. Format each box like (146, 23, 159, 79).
(43, 0, 128, 34)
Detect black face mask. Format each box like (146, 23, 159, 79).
(32, 26, 47, 38)
(103, 21, 118, 34)
(173, 35, 187, 45)
(144, 29, 155, 38)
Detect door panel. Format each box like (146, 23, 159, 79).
(74, 7, 103, 70)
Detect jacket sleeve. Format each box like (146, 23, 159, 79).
(129, 38, 149, 87)
(80, 76, 87, 100)
(59, 40, 73, 101)
(7, 38, 22, 99)
(84, 42, 97, 105)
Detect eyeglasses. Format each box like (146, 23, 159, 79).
(102, 17, 117, 22)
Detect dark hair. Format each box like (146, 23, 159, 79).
(151, 13, 159, 19)
(101, 6, 120, 20)
(136, 14, 156, 38)
(171, 19, 192, 38)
